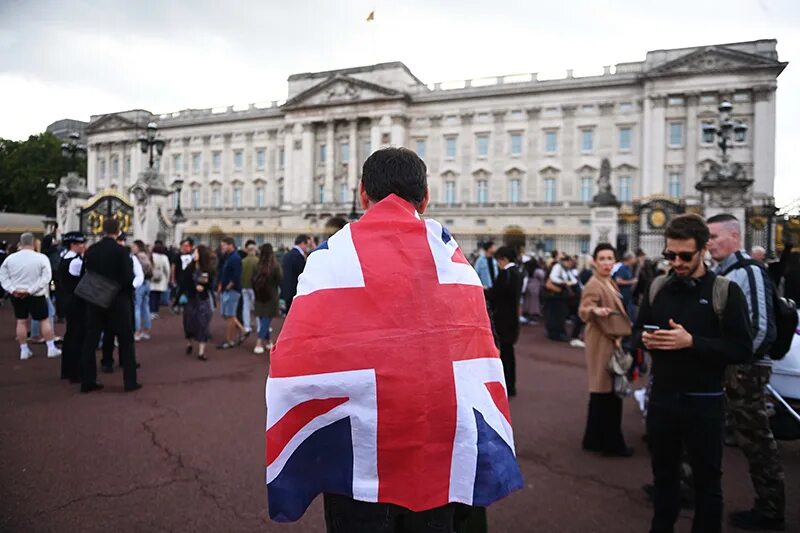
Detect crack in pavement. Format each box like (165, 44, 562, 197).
(516, 449, 644, 502)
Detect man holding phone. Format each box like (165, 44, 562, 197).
(634, 214, 753, 533)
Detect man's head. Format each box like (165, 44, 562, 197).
(180, 237, 194, 254)
(751, 246, 766, 263)
(664, 213, 709, 278)
(622, 251, 636, 267)
(294, 234, 311, 253)
(360, 147, 429, 213)
(323, 217, 348, 240)
(245, 239, 257, 256)
(103, 218, 121, 238)
(706, 213, 742, 263)
(636, 248, 647, 264)
(220, 236, 236, 255)
(494, 246, 516, 268)
(19, 232, 35, 249)
(62, 231, 86, 255)
(482, 241, 496, 257)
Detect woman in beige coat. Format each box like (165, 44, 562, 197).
(578, 243, 633, 457)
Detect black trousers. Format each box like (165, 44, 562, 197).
(647, 392, 724, 533)
(544, 298, 568, 340)
(60, 300, 84, 381)
(499, 342, 516, 396)
(324, 494, 484, 533)
(82, 295, 138, 388)
(582, 392, 627, 453)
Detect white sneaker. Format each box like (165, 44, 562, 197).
(20, 349, 33, 360)
(569, 339, 586, 348)
(134, 333, 143, 342)
(141, 333, 151, 341)
(253, 346, 265, 355)
(47, 347, 62, 358)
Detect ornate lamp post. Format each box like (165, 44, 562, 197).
(61, 131, 87, 172)
(348, 186, 360, 221)
(138, 122, 165, 170)
(700, 100, 748, 178)
(172, 178, 186, 223)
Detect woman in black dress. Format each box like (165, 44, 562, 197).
(183, 244, 215, 361)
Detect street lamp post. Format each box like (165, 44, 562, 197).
(348, 186, 360, 221)
(171, 178, 186, 245)
(61, 131, 87, 172)
(138, 122, 165, 170)
(700, 99, 748, 178)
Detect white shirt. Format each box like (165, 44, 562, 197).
(64, 250, 84, 277)
(131, 254, 144, 288)
(0, 248, 52, 296)
(548, 262, 577, 286)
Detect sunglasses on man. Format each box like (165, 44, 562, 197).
(662, 249, 699, 262)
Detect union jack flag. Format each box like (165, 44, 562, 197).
(265, 194, 523, 522)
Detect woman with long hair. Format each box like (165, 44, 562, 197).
(578, 242, 633, 457)
(132, 240, 152, 341)
(183, 244, 215, 361)
(149, 242, 171, 320)
(252, 243, 282, 355)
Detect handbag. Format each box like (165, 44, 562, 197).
(607, 342, 634, 398)
(545, 278, 563, 293)
(74, 271, 121, 309)
(596, 312, 632, 338)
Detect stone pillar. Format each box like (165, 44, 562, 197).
(370, 118, 381, 154)
(642, 95, 666, 197)
(390, 115, 407, 147)
(53, 172, 92, 233)
(590, 205, 619, 251)
(301, 123, 315, 204)
(685, 94, 698, 191)
(348, 119, 358, 190)
(284, 125, 296, 205)
(130, 168, 172, 244)
(325, 121, 335, 204)
(753, 86, 777, 198)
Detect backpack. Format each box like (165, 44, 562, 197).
(648, 274, 730, 323)
(722, 258, 798, 361)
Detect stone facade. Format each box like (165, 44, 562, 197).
(84, 39, 787, 253)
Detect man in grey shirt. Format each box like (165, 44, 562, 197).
(707, 213, 784, 531)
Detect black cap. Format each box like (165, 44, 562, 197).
(62, 231, 86, 244)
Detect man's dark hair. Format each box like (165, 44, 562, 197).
(593, 243, 617, 260)
(494, 246, 517, 263)
(635, 248, 646, 257)
(324, 217, 348, 231)
(361, 147, 427, 208)
(221, 236, 235, 246)
(294, 234, 310, 245)
(103, 218, 120, 235)
(665, 213, 710, 251)
(245, 239, 257, 247)
(706, 213, 739, 224)
(481, 241, 495, 251)
(180, 237, 194, 246)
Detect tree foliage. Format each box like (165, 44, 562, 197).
(0, 132, 86, 214)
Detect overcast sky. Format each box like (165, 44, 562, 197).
(1, 0, 798, 206)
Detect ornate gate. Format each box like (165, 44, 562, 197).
(80, 191, 134, 238)
(617, 199, 685, 257)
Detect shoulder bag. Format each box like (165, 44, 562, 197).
(74, 271, 121, 309)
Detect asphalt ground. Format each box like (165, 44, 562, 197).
(0, 304, 798, 533)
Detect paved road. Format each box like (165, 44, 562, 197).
(0, 305, 797, 532)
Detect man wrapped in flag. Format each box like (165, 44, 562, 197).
(265, 147, 523, 530)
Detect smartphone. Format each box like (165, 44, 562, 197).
(643, 325, 661, 332)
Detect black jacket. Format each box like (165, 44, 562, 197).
(280, 248, 306, 303)
(634, 270, 753, 393)
(83, 236, 134, 297)
(489, 266, 523, 344)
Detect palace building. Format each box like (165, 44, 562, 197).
(84, 39, 786, 253)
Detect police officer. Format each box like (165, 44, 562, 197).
(707, 213, 785, 531)
(57, 231, 86, 383)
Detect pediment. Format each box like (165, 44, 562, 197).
(648, 46, 786, 77)
(538, 165, 561, 175)
(575, 164, 597, 175)
(86, 113, 139, 133)
(504, 165, 526, 175)
(283, 74, 405, 109)
(615, 163, 637, 172)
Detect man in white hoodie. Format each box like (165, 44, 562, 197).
(0, 232, 62, 359)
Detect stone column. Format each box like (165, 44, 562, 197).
(130, 168, 171, 244)
(87, 144, 98, 193)
(685, 94, 698, 191)
(370, 118, 381, 153)
(590, 205, 619, 251)
(642, 95, 666, 197)
(753, 86, 777, 198)
(325, 121, 335, 203)
(301, 123, 315, 204)
(348, 119, 358, 190)
(53, 172, 92, 233)
(284, 125, 296, 205)
(390, 115, 407, 147)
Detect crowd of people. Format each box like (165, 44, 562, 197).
(2, 145, 799, 531)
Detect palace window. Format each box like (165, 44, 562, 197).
(668, 173, 682, 197)
(668, 122, 683, 147)
(580, 237, 590, 255)
(172, 153, 182, 174)
(735, 123, 747, 143)
(363, 141, 372, 161)
(278, 148, 285, 169)
(580, 177, 593, 203)
(278, 180, 285, 204)
(340, 142, 350, 163)
(256, 148, 266, 170)
(415, 139, 426, 159)
(545, 131, 557, 154)
(509, 179, 521, 203)
(510, 133, 522, 156)
(619, 127, 632, 151)
(110, 156, 119, 178)
(212, 151, 221, 173)
(476, 134, 489, 157)
(581, 128, 594, 152)
(123, 156, 131, 179)
(618, 175, 632, 203)
(98, 159, 106, 180)
(445, 181, 456, 205)
(255, 187, 265, 208)
(192, 152, 201, 174)
(544, 177, 556, 204)
(319, 144, 327, 164)
(445, 136, 457, 159)
(318, 184, 325, 204)
(233, 186, 242, 208)
(212, 188, 221, 208)
(233, 150, 243, 171)
(619, 102, 633, 113)
(191, 189, 200, 209)
(476, 180, 488, 204)
(701, 121, 715, 144)
(339, 182, 349, 204)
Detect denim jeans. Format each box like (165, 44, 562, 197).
(241, 288, 255, 331)
(31, 296, 56, 338)
(257, 316, 272, 341)
(134, 281, 152, 331)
